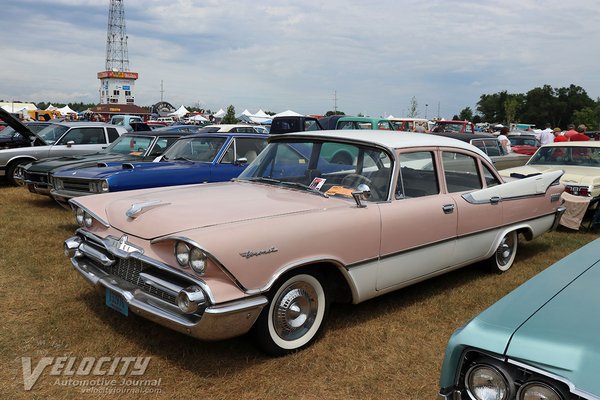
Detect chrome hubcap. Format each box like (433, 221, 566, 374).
(497, 235, 514, 266)
(274, 284, 318, 341)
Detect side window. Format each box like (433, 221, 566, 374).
(442, 152, 483, 193)
(397, 151, 439, 199)
(464, 124, 473, 134)
(483, 164, 501, 187)
(232, 137, 267, 163)
(377, 121, 391, 130)
(220, 141, 235, 163)
(148, 137, 177, 157)
(57, 127, 105, 145)
(107, 127, 120, 142)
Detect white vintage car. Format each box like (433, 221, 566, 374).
(64, 131, 565, 355)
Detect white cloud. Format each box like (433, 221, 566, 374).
(1, 0, 599, 117)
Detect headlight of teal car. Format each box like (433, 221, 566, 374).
(517, 381, 562, 400)
(465, 364, 511, 400)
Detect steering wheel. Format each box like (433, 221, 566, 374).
(341, 174, 386, 200)
(341, 173, 371, 188)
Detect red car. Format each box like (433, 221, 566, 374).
(431, 120, 475, 134)
(507, 133, 540, 155)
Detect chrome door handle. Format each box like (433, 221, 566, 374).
(442, 204, 455, 214)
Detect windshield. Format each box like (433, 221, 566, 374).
(529, 146, 600, 166)
(0, 126, 19, 138)
(434, 123, 463, 133)
(238, 139, 393, 201)
(162, 136, 227, 162)
(36, 125, 69, 145)
(105, 135, 155, 156)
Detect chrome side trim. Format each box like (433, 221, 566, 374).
(507, 358, 600, 400)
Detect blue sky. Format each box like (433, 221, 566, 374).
(2, 0, 599, 118)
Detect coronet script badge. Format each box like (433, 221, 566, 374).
(239, 246, 278, 259)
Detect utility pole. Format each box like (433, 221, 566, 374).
(160, 80, 164, 102)
(332, 90, 338, 114)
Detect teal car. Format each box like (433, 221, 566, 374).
(438, 238, 600, 400)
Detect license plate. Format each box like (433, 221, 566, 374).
(105, 288, 128, 316)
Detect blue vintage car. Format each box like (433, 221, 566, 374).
(438, 238, 600, 400)
(50, 132, 268, 207)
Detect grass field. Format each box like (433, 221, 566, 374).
(0, 182, 597, 399)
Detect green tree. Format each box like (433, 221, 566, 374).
(458, 107, 473, 121)
(504, 97, 519, 125)
(573, 101, 600, 131)
(222, 105, 237, 124)
(325, 110, 345, 116)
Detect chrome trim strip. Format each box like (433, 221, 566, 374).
(68, 200, 110, 227)
(138, 272, 183, 296)
(79, 242, 115, 267)
(551, 206, 566, 231)
(507, 358, 600, 400)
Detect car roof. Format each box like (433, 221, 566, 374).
(177, 132, 269, 140)
(337, 116, 388, 122)
(276, 130, 490, 157)
(52, 121, 114, 127)
(122, 131, 184, 138)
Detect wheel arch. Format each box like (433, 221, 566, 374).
(259, 260, 353, 304)
(6, 155, 37, 169)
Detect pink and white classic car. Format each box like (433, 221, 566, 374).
(64, 131, 566, 355)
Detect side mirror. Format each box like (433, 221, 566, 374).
(235, 157, 248, 165)
(66, 140, 75, 147)
(352, 184, 371, 208)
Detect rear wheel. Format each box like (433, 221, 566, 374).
(254, 272, 329, 356)
(487, 231, 518, 273)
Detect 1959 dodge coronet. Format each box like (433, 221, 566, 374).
(438, 238, 600, 400)
(64, 130, 566, 355)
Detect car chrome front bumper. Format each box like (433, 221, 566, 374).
(65, 235, 267, 341)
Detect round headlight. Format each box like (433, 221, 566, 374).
(189, 247, 207, 274)
(83, 212, 93, 228)
(518, 382, 562, 400)
(76, 208, 85, 226)
(466, 364, 510, 400)
(175, 241, 190, 267)
(101, 180, 109, 193)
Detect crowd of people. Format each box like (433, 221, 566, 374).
(496, 123, 591, 154)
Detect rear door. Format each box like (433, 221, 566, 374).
(377, 149, 458, 290)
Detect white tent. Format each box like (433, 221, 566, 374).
(168, 105, 190, 117)
(273, 109, 303, 117)
(249, 116, 272, 124)
(255, 109, 269, 118)
(45, 104, 58, 111)
(187, 114, 208, 122)
(241, 109, 253, 116)
(57, 105, 77, 115)
(213, 108, 226, 118)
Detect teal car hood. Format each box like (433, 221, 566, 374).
(506, 246, 600, 395)
(439, 240, 600, 389)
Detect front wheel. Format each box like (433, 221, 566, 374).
(7, 159, 29, 186)
(487, 231, 518, 273)
(253, 272, 329, 356)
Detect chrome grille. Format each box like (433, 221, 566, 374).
(108, 258, 177, 305)
(61, 178, 93, 193)
(25, 171, 49, 184)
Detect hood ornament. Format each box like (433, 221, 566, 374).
(126, 200, 170, 219)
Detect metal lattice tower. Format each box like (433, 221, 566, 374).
(105, 0, 130, 72)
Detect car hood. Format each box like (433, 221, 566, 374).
(27, 153, 121, 173)
(447, 239, 600, 360)
(75, 181, 347, 240)
(54, 161, 203, 179)
(0, 107, 39, 142)
(505, 241, 600, 395)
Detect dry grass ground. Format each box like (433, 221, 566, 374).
(0, 181, 597, 400)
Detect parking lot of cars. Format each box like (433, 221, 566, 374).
(1, 121, 599, 398)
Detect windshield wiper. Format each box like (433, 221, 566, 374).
(170, 156, 194, 162)
(245, 177, 282, 184)
(279, 181, 329, 198)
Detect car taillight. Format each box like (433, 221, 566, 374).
(565, 185, 590, 196)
